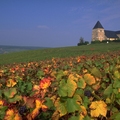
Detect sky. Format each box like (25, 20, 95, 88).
(0, 0, 120, 48)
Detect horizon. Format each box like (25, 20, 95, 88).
(0, 0, 120, 48)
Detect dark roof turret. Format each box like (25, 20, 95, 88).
(93, 21, 104, 29)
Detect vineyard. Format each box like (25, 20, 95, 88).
(0, 49, 120, 119)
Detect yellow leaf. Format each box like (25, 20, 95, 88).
(33, 85, 40, 95)
(55, 98, 67, 117)
(90, 100, 107, 117)
(92, 82, 100, 90)
(35, 99, 42, 109)
(0, 100, 4, 106)
(80, 105, 87, 116)
(79, 113, 84, 120)
(4, 109, 22, 120)
(51, 110, 60, 120)
(84, 74, 96, 85)
(6, 79, 17, 87)
(68, 74, 78, 82)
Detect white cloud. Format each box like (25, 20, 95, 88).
(37, 25, 49, 29)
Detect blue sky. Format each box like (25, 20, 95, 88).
(0, 0, 120, 47)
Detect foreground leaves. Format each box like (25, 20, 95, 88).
(0, 51, 120, 119)
(90, 100, 107, 117)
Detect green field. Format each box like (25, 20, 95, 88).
(0, 43, 120, 65)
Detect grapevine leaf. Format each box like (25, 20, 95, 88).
(68, 116, 79, 120)
(0, 106, 8, 120)
(111, 112, 120, 120)
(25, 97, 35, 108)
(4, 88, 17, 98)
(77, 78, 86, 89)
(83, 96, 90, 108)
(51, 110, 60, 120)
(45, 97, 54, 109)
(8, 95, 22, 103)
(55, 98, 67, 117)
(114, 70, 120, 79)
(91, 67, 102, 78)
(6, 79, 17, 87)
(36, 70, 44, 78)
(66, 97, 80, 113)
(40, 78, 51, 89)
(4, 109, 22, 120)
(58, 80, 67, 97)
(90, 100, 107, 117)
(113, 79, 120, 88)
(30, 108, 39, 119)
(84, 73, 96, 85)
(67, 78, 77, 97)
(103, 84, 113, 97)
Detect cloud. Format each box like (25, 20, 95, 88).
(37, 25, 49, 29)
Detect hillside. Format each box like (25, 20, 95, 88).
(0, 45, 47, 54)
(0, 43, 120, 65)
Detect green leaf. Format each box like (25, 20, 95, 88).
(58, 80, 67, 97)
(68, 116, 79, 120)
(103, 84, 113, 97)
(0, 106, 8, 120)
(36, 70, 44, 78)
(45, 97, 54, 109)
(113, 79, 120, 88)
(75, 89, 84, 96)
(66, 97, 80, 113)
(77, 78, 86, 89)
(8, 95, 22, 103)
(83, 96, 90, 108)
(67, 78, 77, 97)
(4, 88, 17, 98)
(91, 67, 102, 78)
(56, 70, 65, 80)
(111, 112, 120, 120)
(83, 115, 91, 120)
(26, 82, 33, 91)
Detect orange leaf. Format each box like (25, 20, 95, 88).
(42, 104, 48, 112)
(90, 100, 107, 117)
(24, 97, 35, 108)
(31, 108, 39, 119)
(40, 78, 51, 89)
(0, 100, 4, 106)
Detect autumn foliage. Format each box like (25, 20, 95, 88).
(0, 51, 120, 119)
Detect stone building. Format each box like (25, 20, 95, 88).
(92, 21, 120, 41)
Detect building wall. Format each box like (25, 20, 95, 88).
(117, 34, 120, 38)
(92, 28, 105, 41)
(105, 37, 118, 41)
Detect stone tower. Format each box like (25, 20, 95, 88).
(92, 21, 105, 41)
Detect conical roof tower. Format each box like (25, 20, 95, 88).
(93, 21, 104, 29)
(92, 21, 105, 41)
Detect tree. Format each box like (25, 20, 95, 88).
(79, 37, 84, 44)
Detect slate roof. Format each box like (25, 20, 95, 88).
(93, 21, 104, 29)
(105, 30, 119, 38)
(115, 31, 120, 34)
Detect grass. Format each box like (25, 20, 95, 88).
(0, 43, 120, 65)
